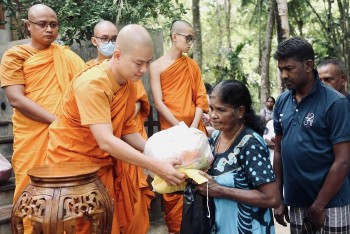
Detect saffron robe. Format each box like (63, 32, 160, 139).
(159, 55, 209, 233)
(46, 60, 139, 234)
(0, 44, 85, 203)
(85, 59, 95, 66)
(119, 80, 154, 234)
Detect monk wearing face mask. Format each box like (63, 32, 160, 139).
(86, 20, 118, 66)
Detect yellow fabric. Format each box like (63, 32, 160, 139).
(159, 55, 209, 233)
(85, 58, 96, 66)
(0, 44, 85, 204)
(46, 60, 138, 234)
(152, 168, 208, 194)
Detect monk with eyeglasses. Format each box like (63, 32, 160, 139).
(0, 3, 85, 205)
(150, 19, 209, 233)
(86, 20, 118, 66)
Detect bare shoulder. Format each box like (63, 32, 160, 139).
(151, 54, 175, 75)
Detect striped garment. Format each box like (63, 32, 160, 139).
(289, 205, 350, 234)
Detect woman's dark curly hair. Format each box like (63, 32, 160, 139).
(212, 80, 265, 135)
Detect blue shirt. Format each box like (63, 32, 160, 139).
(273, 70, 350, 208)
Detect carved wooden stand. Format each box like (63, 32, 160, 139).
(11, 162, 113, 234)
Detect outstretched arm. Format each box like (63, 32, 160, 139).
(196, 171, 280, 208)
(90, 123, 185, 185)
(4, 85, 57, 124)
(150, 62, 179, 126)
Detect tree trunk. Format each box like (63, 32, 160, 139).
(276, 0, 289, 41)
(192, 0, 202, 70)
(275, 0, 289, 94)
(260, 0, 275, 109)
(337, 0, 350, 90)
(224, 0, 232, 48)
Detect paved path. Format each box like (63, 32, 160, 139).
(148, 217, 290, 233)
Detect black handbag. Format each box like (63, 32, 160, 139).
(180, 180, 215, 234)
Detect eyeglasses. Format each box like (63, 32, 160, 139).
(94, 36, 117, 44)
(176, 33, 195, 43)
(28, 20, 59, 29)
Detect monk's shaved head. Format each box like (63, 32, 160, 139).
(170, 20, 192, 39)
(116, 24, 153, 53)
(28, 4, 57, 21)
(94, 20, 118, 36)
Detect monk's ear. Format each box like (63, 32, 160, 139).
(113, 49, 121, 60)
(91, 37, 98, 47)
(171, 33, 177, 42)
(25, 20, 30, 31)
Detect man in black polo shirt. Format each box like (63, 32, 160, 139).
(273, 37, 350, 233)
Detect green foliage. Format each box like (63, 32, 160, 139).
(0, 0, 187, 45)
(212, 42, 247, 84)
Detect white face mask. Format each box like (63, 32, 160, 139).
(97, 41, 115, 57)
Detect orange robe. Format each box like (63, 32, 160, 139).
(0, 44, 85, 203)
(119, 80, 154, 234)
(85, 58, 95, 66)
(160, 55, 209, 233)
(46, 60, 139, 234)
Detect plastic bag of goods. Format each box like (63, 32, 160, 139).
(144, 122, 213, 193)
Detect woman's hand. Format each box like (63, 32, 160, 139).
(195, 171, 222, 197)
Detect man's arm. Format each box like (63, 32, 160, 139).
(273, 134, 289, 226)
(149, 62, 179, 126)
(121, 132, 145, 152)
(90, 123, 185, 185)
(4, 85, 56, 123)
(190, 107, 203, 128)
(307, 141, 350, 229)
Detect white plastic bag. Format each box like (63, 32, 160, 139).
(144, 122, 213, 176)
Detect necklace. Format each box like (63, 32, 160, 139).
(215, 124, 244, 154)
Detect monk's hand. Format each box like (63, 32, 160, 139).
(274, 203, 289, 226)
(306, 204, 325, 230)
(195, 171, 222, 197)
(156, 158, 185, 186)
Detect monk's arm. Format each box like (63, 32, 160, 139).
(121, 132, 145, 152)
(190, 107, 204, 128)
(132, 101, 141, 119)
(3, 85, 56, 123)
(150, 63, 179, 126)
(90, 123, 185, 185)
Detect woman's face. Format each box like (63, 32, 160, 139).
(209, 91, 241, 132)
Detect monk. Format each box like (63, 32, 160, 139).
(150, 20, 209, 233)
(0, 4, 85, 204)
(45, 24, 185, 234)
(86, 20, 154, 233)
(86, 20, 118, 66)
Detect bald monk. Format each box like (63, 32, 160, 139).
(0, 4, 85, 204)
(150, 20, 209, 233)
(45, 24, 185, 234)
(87, 20, 153, 233)
(86, 20, 118, 66)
